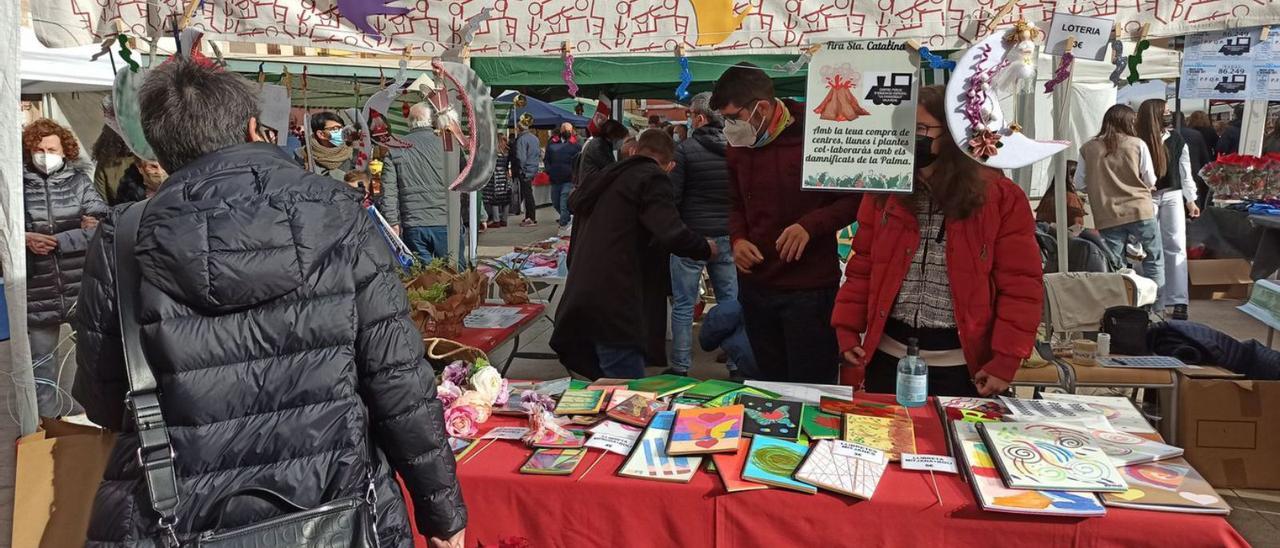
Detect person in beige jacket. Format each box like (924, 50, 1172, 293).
(1073, 104, 1162, 291)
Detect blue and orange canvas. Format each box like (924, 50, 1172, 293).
(668, 405, 744, 455)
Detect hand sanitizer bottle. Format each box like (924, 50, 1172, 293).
(896, 337, 928, 408)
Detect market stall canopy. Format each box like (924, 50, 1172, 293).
(474, 55, 808, 100)
(19, 27, 115, 93)
(494, 91, 588, 129)
(30, 1, 1279, 56)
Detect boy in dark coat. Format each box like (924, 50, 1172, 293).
(551, 130, 715, 378)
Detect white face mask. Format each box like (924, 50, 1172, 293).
(723, 102, 763, 148)
(32, 152, 63, 174)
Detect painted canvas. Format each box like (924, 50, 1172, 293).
(626, 374, 700, 398)
(712, 439, 771, 493)
(794, 439, 887, 500)
(606, 394, 666, 427)
(820, 397, 909, 420)
(1040, 392, 1159, 439)
(979, 422, 1129, 492)
(520, 448, 588, 475)
(618, 411, 703, 483)
(741, 435, 817, 494)
(1016, 423, 1182, 467)
(670, 396, 705, 410)
(740, 395, 803, 440)
(841, 414, 916, 461)
(936, 396, 1009, 419)
(1000, 396, 1098, 420)
(605, 390, 658, 410)
(554, 389, 606, 415)
(682, 379, 745, 400)
(704, 387, 778, 408)
(530, 428, 587, 449)
(1102, 459, 1231, 515)
(668, 405, 744, 455)
(801, 405, 842, 439)
(952, 421, 1106, 516)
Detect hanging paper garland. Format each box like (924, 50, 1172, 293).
(562, 45, 579, 98)
(116, 34, 140, 72)
(918, 47, 956, 71)
(1044, 50, 1074, 93)
(1109, 39, 1128, 88)
(676, 55, 692, 101)
(775, 45, 819, 74)
(1126, 40, 1151, 84)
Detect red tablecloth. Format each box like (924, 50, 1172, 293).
(448, 304, 545, 354)
(404, 394, 1247, 547)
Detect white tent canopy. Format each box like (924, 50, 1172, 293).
(20, 26, 115, 93)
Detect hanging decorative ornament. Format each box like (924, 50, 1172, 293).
(775, 44, 821, 75)
(443, 7, 492, 59)
(996, 20, 1039, 92)
(675, 45, 692, 101)
(917, 46, 957, 71)
(561, 42, 579, 98)
(944, 32, 1069, 169)
(1044, 37, 1076, 94)
(433, 58, 498, 192)
(513, 94, 528, 108)
(335, 0, 411, 39)
(1109, 39, 1128, 88)
(1127, 39, 1151, 84)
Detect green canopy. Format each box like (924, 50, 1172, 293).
(472, 55, 807, 100)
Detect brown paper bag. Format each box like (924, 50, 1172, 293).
(13, 419, 116, 548)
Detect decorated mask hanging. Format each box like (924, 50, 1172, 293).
(431, 59, 497, 192)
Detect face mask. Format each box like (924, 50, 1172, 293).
(32, 152, 63, 174)
(327, 128, 345, 147)
(914, 135, 938, 170)
(724, 102, 764, 148)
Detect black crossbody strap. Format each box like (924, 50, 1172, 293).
(115, 199, 182, 546)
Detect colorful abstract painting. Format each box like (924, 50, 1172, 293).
(1040, 393, 1160, 439)
(952, 422, 1106, 516)
(841, 414, 916, 461)
(712, 439, 771, 493)
(794, 439, 886, 500)
(618, 411, 702, 483)
(606, 394, 666, 427)
(520, 448, 587, 475)
(978, 422, 1128, 492)
(704, 387, 778, 408)
(530, 429, 587, 449)
(605, 390, 658, 410)
(741, 435, 816, 494)
(682, 379, 745, 400)
(668, 405, 744, 455)
(1102, 459, 1231, 515)
(1020, 423, 1182, 467)
(936, 396, 1009, 419)
(801, 405, 841, 439)
(820, 397, 909, 420)
(554, 389, 606, 415)
(740, 395, 802, 441)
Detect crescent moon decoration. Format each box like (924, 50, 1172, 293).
(433, 59, 497, 192)
(945, 32, 1070, 169)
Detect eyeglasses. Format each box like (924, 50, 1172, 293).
(323, 124, 344, 131)
(722, 100, 762, 122)
(916, 123, 944, 135)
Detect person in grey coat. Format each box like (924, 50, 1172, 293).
(386, 103, 451, 261)
(22, 118, 110, 417)
(511, 118, 542, 226)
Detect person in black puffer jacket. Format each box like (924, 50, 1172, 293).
(22, 118, 110, 417)
(73, 58, 466, 548)
(574, 119, 629, 187)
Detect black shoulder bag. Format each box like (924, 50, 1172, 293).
(114, 201, 381, 548)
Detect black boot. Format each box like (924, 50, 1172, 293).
(1171, 304, 1188, 321)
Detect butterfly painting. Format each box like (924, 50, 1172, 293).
(668, 405, 744, 455)
(740, 396, 802, 441)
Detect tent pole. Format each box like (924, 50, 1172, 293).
(1051, 65, 1073, 275)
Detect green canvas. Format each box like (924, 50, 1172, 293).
(703, 386, 780, 408)
(627, 375, 700, 398)
(568, 379, 591, 391)
(682, 379, 745, 400)
(801, 405, 842, 440)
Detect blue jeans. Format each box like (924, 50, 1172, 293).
(595, 343, 647, 379)
(403, 225, 449, 262)
(669, 235, 738, 373)
(551, 182, 572, 227)
(1099, 218, 1165, 292)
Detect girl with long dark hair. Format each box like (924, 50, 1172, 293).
(831, 85, 1044, 397)
(1137, 99, 1197, 319)
(1074, 104, 1163, 292)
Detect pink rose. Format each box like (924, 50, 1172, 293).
(436, 380, 462, 408)
(444, 405, 480, 439)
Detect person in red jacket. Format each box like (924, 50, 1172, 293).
(711, 63, 862, 383)
(831, 85, 1043, 397)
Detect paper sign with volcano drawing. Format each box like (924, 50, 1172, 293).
(802, 40, 917, 194)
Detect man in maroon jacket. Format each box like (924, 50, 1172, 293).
(710, 62, 861, 383)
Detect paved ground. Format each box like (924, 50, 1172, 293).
(0, 217, 1273, 546)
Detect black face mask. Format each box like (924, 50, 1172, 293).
(915, 135, 938, 170)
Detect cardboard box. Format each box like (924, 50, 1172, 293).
(1188, 258, 1253, 300)
(1173, 367, 1280, 489)
(13, 419, 115, 548)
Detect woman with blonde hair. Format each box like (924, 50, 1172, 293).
(1137, 99, 1197, 320)
(22, 118, 109, 416)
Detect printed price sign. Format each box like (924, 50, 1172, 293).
(901, 453, 959, 474)
(1180, 61, 1254, 100)
(480, 427, 530, 440)
(833, 440, 887, 465)
(585, 432, 639, 455)
(1044, 13, 1115, 61)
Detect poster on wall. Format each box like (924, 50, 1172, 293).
(1254, 30, 1280, 101)
(1179, 27, 1265, 100)
(802, 41, 917, 193)
(1181, 61, 1255, 101)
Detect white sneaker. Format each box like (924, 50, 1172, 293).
(558, 225, 571, 237)
(1125, 243, 1146, 261)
